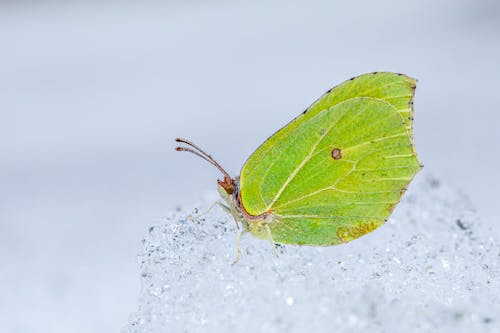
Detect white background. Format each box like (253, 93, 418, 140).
(1, 1, 499, 332)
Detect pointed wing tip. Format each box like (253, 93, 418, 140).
(366, 71, 418, 84)
(347, 72, 418, 96)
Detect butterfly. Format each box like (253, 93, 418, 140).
(176, 72, 422, 261)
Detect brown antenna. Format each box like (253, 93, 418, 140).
(175, 138, 231, 179)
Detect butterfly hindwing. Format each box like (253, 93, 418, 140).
(239, 72, 421, 245)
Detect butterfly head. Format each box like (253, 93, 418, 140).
(217, 175, 235, 194)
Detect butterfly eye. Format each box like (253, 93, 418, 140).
(331, 148, 342, 160)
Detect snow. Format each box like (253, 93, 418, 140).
(123, 173, 500, 332)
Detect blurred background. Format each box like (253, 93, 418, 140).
(1, 0, 499, 332)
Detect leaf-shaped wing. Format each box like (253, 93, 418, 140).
(239, 72, 421, 245)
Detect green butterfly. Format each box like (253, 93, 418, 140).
(176, 72, 422, 260)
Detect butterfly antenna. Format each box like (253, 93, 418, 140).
(175, 138, 231, 179)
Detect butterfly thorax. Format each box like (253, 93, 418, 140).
(217, 177, 272, 240)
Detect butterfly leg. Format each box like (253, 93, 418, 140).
(232, 229, 243, 265)
(265, 224, 280, 258)
(188, 201, 230, 222)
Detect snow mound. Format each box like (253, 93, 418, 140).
(124, 173, 500, 333)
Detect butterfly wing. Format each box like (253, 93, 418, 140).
(239, 72, 421, 245)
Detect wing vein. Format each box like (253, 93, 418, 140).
(264, 107, 353, 211)
(275, 214, 379, 219)
(275, 164, 357, 209)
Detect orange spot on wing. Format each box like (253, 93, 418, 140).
(336, 221, 380, 243)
